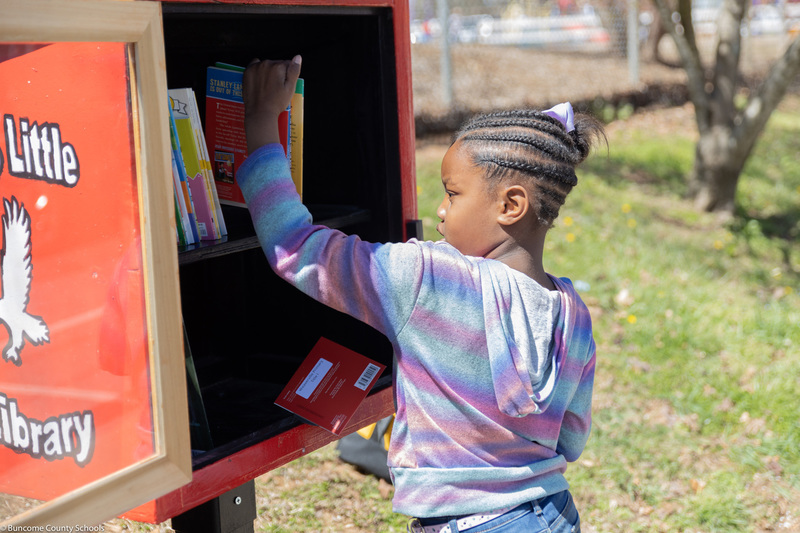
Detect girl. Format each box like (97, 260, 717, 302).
(241, 56, 605, 533)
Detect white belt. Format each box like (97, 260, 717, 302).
(407, 504, 518, 533)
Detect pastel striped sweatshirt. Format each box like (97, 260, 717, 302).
(238, 144, 596, 517)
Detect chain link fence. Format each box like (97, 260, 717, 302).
(410, 0, 800, 135)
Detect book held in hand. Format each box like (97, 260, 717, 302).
(275, 337, 385, 435)
(206, 63, 304, 207)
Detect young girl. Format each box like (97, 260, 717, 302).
(241, 56, 604, 533)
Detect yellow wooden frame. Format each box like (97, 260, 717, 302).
(0, 0, 191, 526)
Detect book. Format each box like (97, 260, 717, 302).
(185, 87, 228, 238)
(169, 99, 201, 245)
(172, 151, 193, 246)
(275, 337, 385, 435)
(205, 65, 248, 207)
(205, 64, 303, 207)
(171, 135, 196, 246)
(169, 88, 220, 240)
(289, 78, 304, 198)
(173, 191, 186, 246)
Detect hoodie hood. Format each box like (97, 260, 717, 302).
(479, 260, 574, 418)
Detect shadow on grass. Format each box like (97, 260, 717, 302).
(732, 205, 800, 278)
(581, 145, 691, 197)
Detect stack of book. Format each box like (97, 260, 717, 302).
(169, 63, 305, 247)
(169, 88, 227, 244)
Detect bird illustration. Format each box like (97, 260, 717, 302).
(0, 197, 49, 366)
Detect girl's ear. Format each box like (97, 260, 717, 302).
(497, 184, 530, 226)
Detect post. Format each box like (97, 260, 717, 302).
(627, 0, 640, 85)
(436, 0, 453, 108)
(172, 480, 257, 533)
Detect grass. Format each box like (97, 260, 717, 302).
(110, 97, 799, 532)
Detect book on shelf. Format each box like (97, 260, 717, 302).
(172, 150, 196, 246)
(205, 63, 304, 207)
(169, 88, 226, 241)
(187, 87, 228, 238)
(274, 337, 385, 435)
(173, 193, 186, 246)
(289, 78, 304, 198)
(169, 100, 200, 246)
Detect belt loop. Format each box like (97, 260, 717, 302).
(448, 517, 460, 533)
(532, 497, 545, 516)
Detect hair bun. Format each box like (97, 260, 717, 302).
(570, 114, 606, 164)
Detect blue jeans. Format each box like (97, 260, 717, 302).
(415, 490, 580, 533)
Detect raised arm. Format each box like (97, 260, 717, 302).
(243, 55, 302, 154)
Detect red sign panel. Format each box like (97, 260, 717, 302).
(0, 42, 155, 501)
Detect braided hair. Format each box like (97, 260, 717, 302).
(453, 108, 605, 227)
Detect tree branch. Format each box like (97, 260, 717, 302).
(677, 0, 697, 53)
(653, 0, 710, 130)
(734, 34, 800, 161)
(712, 0, 747, 126)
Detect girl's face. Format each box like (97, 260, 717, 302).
(436, 141, 505, 258)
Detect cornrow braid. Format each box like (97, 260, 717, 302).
(462, 114, 572, 143)
(474, 156, 578, 187)
(460, 132, 577, 167)
(454, 107, 605, 227)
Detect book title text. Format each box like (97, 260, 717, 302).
(208, 78, 243, 100)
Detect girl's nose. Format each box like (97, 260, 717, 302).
(436, 196, 448, 221)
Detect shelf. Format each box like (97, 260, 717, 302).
(189, 374, 393, 471)
(177, 204, 371, 265)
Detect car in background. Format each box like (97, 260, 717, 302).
(472, 7, 611, 50)
(743, 4, 785, 35)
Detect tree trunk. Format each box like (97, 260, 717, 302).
(689, 127, 742, 214)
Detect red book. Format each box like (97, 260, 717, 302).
(205, 64, 294, 207)
(275, 338, 386, 435)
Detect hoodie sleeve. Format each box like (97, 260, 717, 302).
(551, 277, 596, 462)
(235, 144, 422, 340)
(556, 338, 595, 461)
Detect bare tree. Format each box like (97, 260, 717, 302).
(652, 0, 800, 215)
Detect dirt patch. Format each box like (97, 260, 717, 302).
(411, 34, 795, 135)
(412, 43, 688, 120)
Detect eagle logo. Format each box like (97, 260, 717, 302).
(0, 197, 49, 366)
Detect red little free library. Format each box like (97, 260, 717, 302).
(1, 0, 415, 527)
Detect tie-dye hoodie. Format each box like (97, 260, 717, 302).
(238, 144, 596, 518)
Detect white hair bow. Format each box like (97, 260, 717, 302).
(543, 102, 575, 132)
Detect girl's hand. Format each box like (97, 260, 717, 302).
(243, 55, 302, 154)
